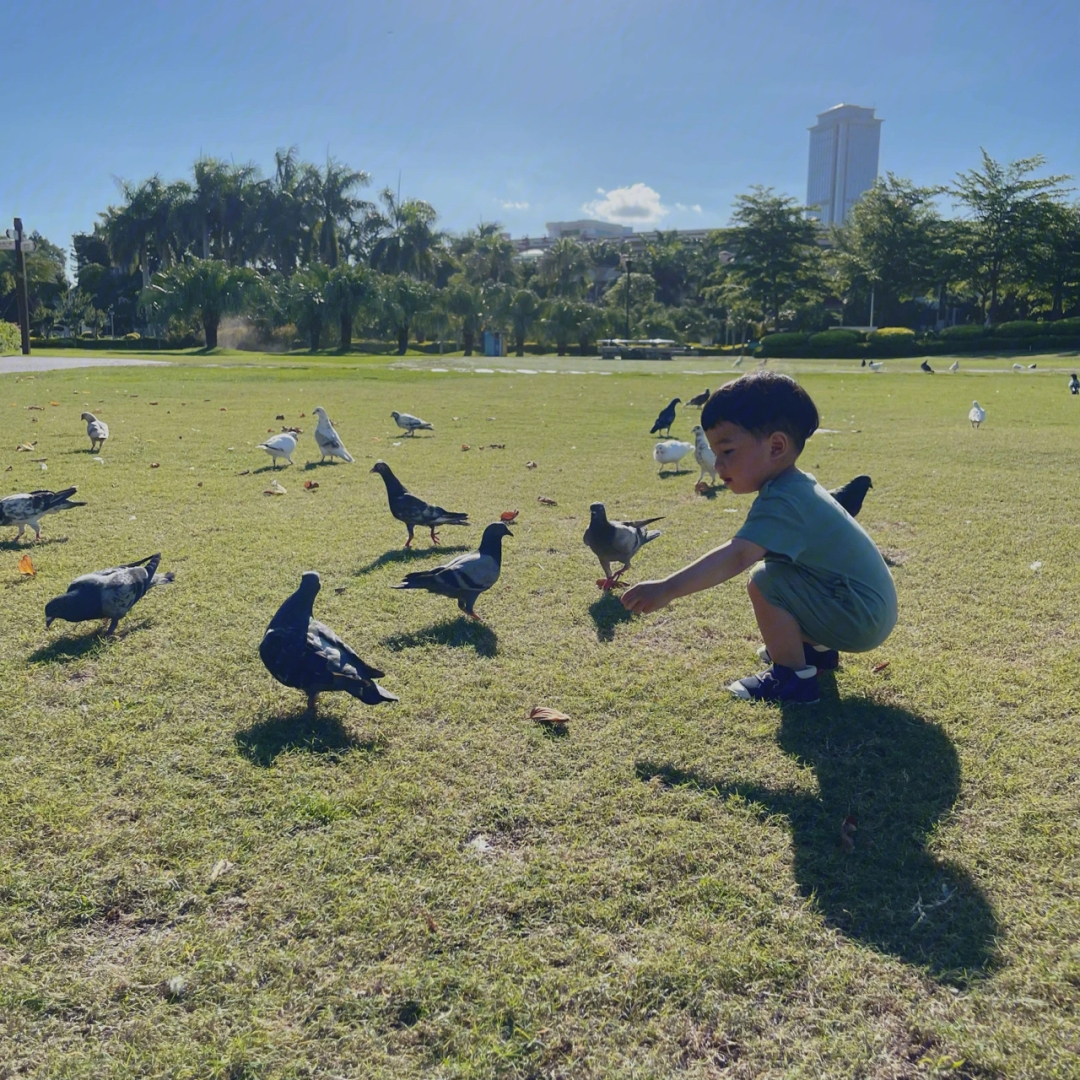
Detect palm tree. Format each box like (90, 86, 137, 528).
(325, 264, 379, 351)
(368, 189, 444, 281)
(542, 298, 582, 356)
(539, 238, 591, 299)
(285, 265, 331, 351)
(455, 223, 518, 286)
(379, 273, 434, 355)
(442, 278, 484, 355)
(264, 147, 319, 275)
(311, 157, 371, 268)
(509, 288, 541, 356)
(101, 176, 192, 289)
(145, 258, 263, 348)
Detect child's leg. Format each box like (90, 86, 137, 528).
(747, 579, 811, 670)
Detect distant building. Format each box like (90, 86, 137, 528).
(511, 220, 720, 256)
(546, 219, 633, 241)
(806, 104, 882, 226)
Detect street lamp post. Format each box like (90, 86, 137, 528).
(624, 256, 632, 339)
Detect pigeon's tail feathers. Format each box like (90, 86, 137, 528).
(339, 448, 354, 463)
(625, 515, 665, 529)
(642, 528, 663, 545)
(430, 510, 469, 526)
(130, 553, 162, 579)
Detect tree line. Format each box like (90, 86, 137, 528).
(3, 147, 1078, 354)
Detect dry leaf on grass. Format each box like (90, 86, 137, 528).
(149, 401, 158, 405)
(500, 510, 519, 522)
(49, 401, 59, 406)
(872, 661, 890, 673)
(694, 481, 710, 494)
(461, 444, 470, 451)
(303, 480, 319, 490)
(209, 859, 234, 882)
(537, 496, 557, 506)
(18, 553, 35, 576)
(489, 443, 505, 449)
(529, 705, 570, 726)
(263, 480, 287, 496)
(25, 405, 43, 411)
(15, 442, 35, 451)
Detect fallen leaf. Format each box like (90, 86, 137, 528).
(197, 482, 202, 487)
(18, 553, 35, 576)
(500, 510, 519, 522)
(840, 816, 857, 854)
(149, 401, 158, 405)
(525, 461, 537, 469)
(488, 443, 505, 449)
(537, 496, 557, 506)
(694, 481, 710, 494)
(30, 457, 46, 463)
(237, 470, 250, 476)
(25, 405, 43, 410)
(487, 416, 496, 420)
(49, 401, 59, 406)
(299, 412, 306, 417)
(420, 910, 440, 934)
(150, 462, 160, 468)
(872, 661, 890, 673)
(282, 426, 302, 434)
(219, 407, 227, 411)
(303, 480, 319, 490)
(461, 444, 470, 451)
(264, 480, 287, 495)
(334, 586, 347, 594)
(15, 442, 34, 451)
(209, 859, 233, 883)
(530, 705, 570, 725)
(4, 466, 10, 472)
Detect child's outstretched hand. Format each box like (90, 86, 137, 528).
(620, 580, 672, 614)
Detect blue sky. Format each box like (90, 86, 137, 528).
(6, 0, 1079, 264)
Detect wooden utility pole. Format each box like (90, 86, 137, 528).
(13, 218, 31, 355)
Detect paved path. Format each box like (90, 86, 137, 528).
(0, 356, 170, 375)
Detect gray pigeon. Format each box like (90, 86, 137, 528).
(44, 553, 174, 636)
(391, 410, 434, 436)
(685, 388, 711, 408)
(583, 502, 663, 590)
(828, 475, 872, 518)
(391, 521, 512, 620)
(81, 412, 109, 452)
(259, 571, 397, 714)
(312, 407, 353, 463)
(649, 398, 681, 436)
(370, 460, 469, 547)
(0, 487, 85, 541)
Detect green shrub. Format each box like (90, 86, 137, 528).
(994, 321, 1041, 338)
(759, 331, 811, 357)
(1044, 318, 1080, 337)
(940, 325, 987, 342)
(0, 321, 20, 355)
(868, 327, 916, 343)
(809, 329, 859, 347)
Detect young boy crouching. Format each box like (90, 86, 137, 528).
(621, 371, 896, 703)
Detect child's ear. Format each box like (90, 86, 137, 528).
(769, 431, 791, 458)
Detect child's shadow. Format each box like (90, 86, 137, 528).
(589, 590, 634, 641)
(637, 696, 998, 983)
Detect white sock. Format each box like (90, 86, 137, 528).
(794, 665, 817, 678)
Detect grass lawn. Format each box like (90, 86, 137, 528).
(1, 357, 1079, 1079)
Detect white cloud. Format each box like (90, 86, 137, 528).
(582, 183, 669, 225)
(501, 200, 529, 210)
(675, 202, 703, 214)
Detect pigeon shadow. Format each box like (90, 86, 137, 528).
(588, 591, 634, 642)
(694, 483, 726, 500)
(381, 617, 498, 657)
(28, 633, 111, 663)
(355, 545, 471, 577)
(234, 710, 387, 768)
(635, 696, 998, 984)
(252, 464, 294, 475)
(0, 537, 70, 551)
(657, 468, 690, 479)
(303, 459, 347, 470)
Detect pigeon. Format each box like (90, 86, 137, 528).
(828, 475, 872, 518)
(861, 359, 867, 367)
(312, 407, 353, 463)
(920, 359, 935, 374)
(81, 412, 109, 452)
(969, 401, 986, 428)
(370, 460, 469, 547)
(653, 439, 693, 474)
(391, 521, 512, 620)
(732, 356, 744, 369)
(685, 388, 711, 408)
(690, 425, 719, 486)
(1028, 363, 1037, 370)
(868, 361, 884, 372)
(948, 359, 959, 373)
(1069, 373, 1079, 395)
(649, 398, 681, 437)
(1012, 363, 1025, 371)
(391, 411, 434, 436)
(259, 570, 397, 714)
(0, 487, 85, 541)
(583, 503, 663, 590)
(258, 431, 297, 468)
(44, 553, 174, 636)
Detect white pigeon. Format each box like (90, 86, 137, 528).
(258, 431, 298, 468)
(868, 361, 884, 372)
(969, 400, 986, 428)
(81, 412, 109, 452)
(653, 440, 693, 474)
(391, 410, 434, 436)
(312, 407, 353, 463)
(690, 425, 719, 486)
(948, 359, 959, 373)
(732, 355, 744, 369)
(1012, 363, 1025, 371)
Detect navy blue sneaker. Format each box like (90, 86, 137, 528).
(729, 664, 820, 703)
(757, 642, 840, 670)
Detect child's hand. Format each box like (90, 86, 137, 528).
(620, 580, 672, 614)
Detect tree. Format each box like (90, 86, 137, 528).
(442, 278, 484, 355)
(454, 223, 517, 287)
(188, 158, 266, 265)
(575, 303, 610, 357)
(508, 288, 541, 356)
(310, 157, 371, 267)
(1024, 201, 1080, 319)
(0, 232, 68, 330)
(379, 274, 434, 354)
(539, 238, 591, 299)
(146, 258, 263, 349)
(542, 298, 583, 356)
(324, 264, 379, 350)
(603, 271, 656, 336)
(950, 151, 1072, 322)
(285, 266, 331, 351)
(368, 189, 443, 281)
(100, 176, 192, 289)
(722, 187, 824, 329)
(264, 146, 319, 275)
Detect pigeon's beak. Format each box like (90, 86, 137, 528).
(504, 526, 514, 537)
(45, 617, 53, 629)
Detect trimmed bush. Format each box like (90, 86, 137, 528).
(1045, 318, 1080, 337)
(940, 325, 987, 342)
(0, 321, 21, 355)
(759, 331, 811, 357)
(868, 327, 916, 344)
(994, 321, 1041, 338)
(809, 329, 859, 348)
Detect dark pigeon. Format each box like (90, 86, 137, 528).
(1069, 373, 1079, 395)
(260, 571, 397, 714)
(649, 397, 681, 436)
(0, 487, 85, 541)
(828, 475, 873, 518)
(685, 388, 711, 408)
(45, 553, 174, 636)
(583, 502, 663, 590)
(370, 460, 469, 547)
(920, 359, 935, 374)
(391, 521, 511, 620)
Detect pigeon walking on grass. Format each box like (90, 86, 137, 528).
(649, 398, 681, 437)
(1069, 373, 1079, 395)
(391, 411, 434, 436)
(1012, 363, 1025, 372)
(969, 401, 986, 428)
(0, 487, 85, 541)
(949, 360, 960, 373)
(312, 407, 353, 463)
(81, 412, 109, 452)
(828, 475, 873, 518)
(258, 431, 298, 468)
(690, 425, 719, 486)
(653, 439, 693, 474)
(45, 553, 174, 636)
(920, 359, 935, 374)
(583, 503, 663, 590)
(685, 388, 711, 408)
(868, 361, 884, 372)
(391, 521, 512, 620)
(259, 571, 397, 715)
(370, 460, 469, 547)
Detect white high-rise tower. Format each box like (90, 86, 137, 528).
(806, 104, 882, 226)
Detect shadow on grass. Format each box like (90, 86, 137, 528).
(28, 633, 110, 663)
(235, 710, 386, 767)
(356, 546, 470, 577)
(635, 695, 998, 983)
(656, 468, 691, 479)
(693, 483, 726, 500)
(589, 591, 634, 641)
(382, 617, 497, 657)
(0, 536, 70, 552)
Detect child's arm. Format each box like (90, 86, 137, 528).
(620, 537, 766, 614)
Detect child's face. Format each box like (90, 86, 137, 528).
(706, 422, 795, 494)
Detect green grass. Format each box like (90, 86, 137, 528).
(1, 358, 1079, 1078)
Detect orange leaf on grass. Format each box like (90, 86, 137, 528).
(18, 553, 35, 576)
(303, 480, 319, 490)
(500, 510, 519, 522)
(49, 401, 59, 406)
(872, 661, 890, 673)
(529, 706, 570, 726)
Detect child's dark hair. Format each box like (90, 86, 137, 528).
(700, 371, 819, 450)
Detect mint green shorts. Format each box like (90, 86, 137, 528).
(750, 559, 896, 653)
